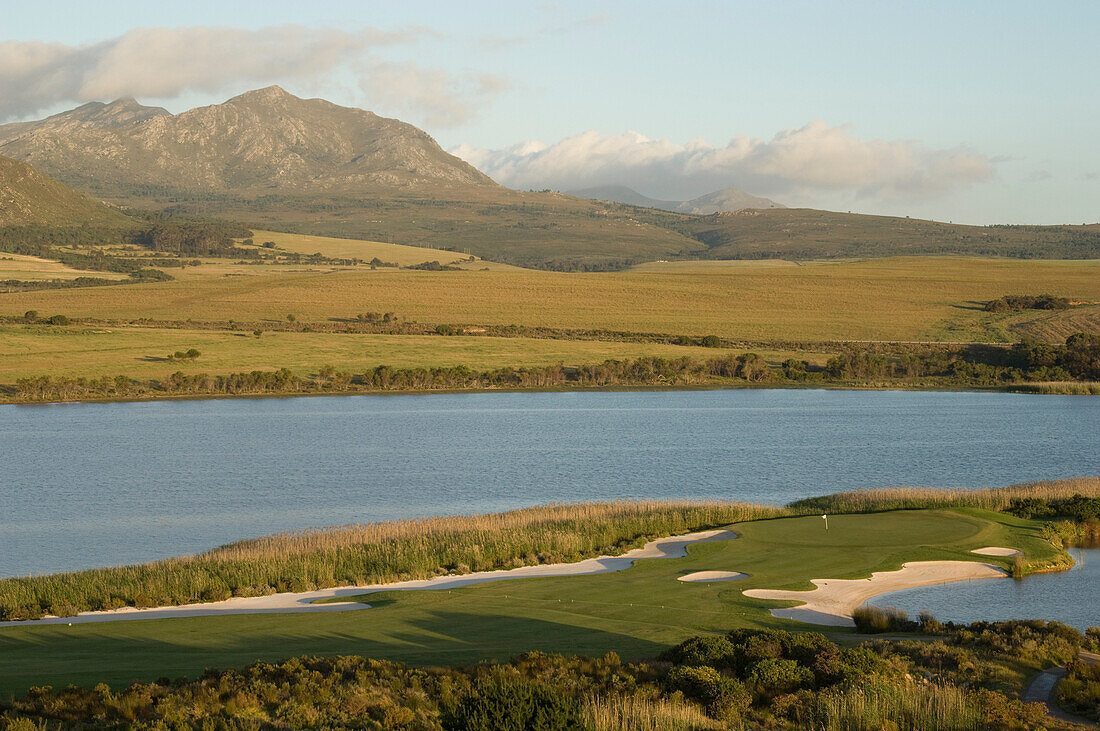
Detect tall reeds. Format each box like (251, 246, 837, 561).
(583, 693, 722, 731)
(807, 680, 982, 731)
(790, 477, 1100, 514)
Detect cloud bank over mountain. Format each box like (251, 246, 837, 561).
(0, 25, 505, 128)
(453, 122, 993, 202)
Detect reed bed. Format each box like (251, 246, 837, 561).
(806, 680, 982, 731)
(1012, 381, 1100, 395)
(0, 500, 781, 620)
(790, 476, 1100, 514)
(583, 692, 722, 731)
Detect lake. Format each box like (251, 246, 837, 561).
(1, 389, 1097, 577)
(870, 548, 1100, 631)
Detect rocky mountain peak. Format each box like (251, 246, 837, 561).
(0, 88, 495, 195)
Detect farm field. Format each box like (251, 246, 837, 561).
(0, 508, 1056, 694)
(243, 229, 524, 270)
(0, 252, 128, 281)
(0, 326, 832, 382)
(3, 257, 1099, 343)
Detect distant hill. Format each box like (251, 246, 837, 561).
(569, 185, 785, 214)
(672, 207, 1100, 260)
(0, 155, 130, 227)
(567, 185, 681, 210)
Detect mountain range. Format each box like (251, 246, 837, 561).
(568, 185, 785, 214)
(1, 87, 1097, 266)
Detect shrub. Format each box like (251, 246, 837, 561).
(441, 677, 588, 731)
(747, 658, 814, 696)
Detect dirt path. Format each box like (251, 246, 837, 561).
(1024, 651, 1100, 727)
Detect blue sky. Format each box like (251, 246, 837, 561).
(3, 0, 1097, 223)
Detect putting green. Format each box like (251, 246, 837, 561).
(0, 509, 1060, 695)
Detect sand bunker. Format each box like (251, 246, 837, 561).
(1, 529, 738, 628)
(743, 561, 1008, 627)
(971, 546, 1023, 557)
(678, 571, 747, 582)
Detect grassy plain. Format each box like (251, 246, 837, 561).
(0, 326, 832, 381)
(0, 508, 1057, 695)
(2, 257, 1098, 343)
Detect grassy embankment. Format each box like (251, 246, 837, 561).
(0, 478, 1094, 694)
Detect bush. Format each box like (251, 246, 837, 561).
(747, 658, 814, 696)
(442, 677, 588, 731)
(45, 314, 69, 326)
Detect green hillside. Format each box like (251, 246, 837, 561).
(0, 155, 131, 227)
(663, 207, 1100, 260)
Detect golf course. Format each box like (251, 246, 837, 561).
(0, 506, 1066, 695)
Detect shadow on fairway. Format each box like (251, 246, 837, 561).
(0, 610, 667, 697)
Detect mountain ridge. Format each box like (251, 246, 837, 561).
(569, 185, 785, 214)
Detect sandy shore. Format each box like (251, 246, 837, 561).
(0, 529, 737, 628)
(743, 560, 1009, 627)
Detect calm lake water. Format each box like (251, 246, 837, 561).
(870, 548, 1100, 631)
(1, 389, 1097, 577)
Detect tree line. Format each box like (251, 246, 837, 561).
(8, 336, 1098, 404)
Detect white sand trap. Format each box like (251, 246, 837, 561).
(743, 561, 1008, 627)
(678, 571, 747, 582)
(971, 546, 1023, 557)
(0, 529, 737, 628)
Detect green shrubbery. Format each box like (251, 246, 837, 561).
(984, 294, 1070, 312)
(2, 625, 1077, 730)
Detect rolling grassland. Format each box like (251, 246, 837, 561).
(2, 257, 1098, 343)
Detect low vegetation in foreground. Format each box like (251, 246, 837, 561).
(2, 622, 1095, 730)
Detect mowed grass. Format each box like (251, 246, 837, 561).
(246, 230, 524, 270)
(0, 326, 833, 381)
(2, 257, 1098, 342)
(0, 509, 1055, 694)
(0, 252, 128, 281)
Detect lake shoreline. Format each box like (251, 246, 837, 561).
(3, 380, 1092, 408)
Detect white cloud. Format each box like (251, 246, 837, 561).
(359, 63, 509, 129)
(452, 122, 993, 200)
(0, 25, 502, 128)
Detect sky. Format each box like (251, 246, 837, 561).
(2, 0, 1097, 224)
